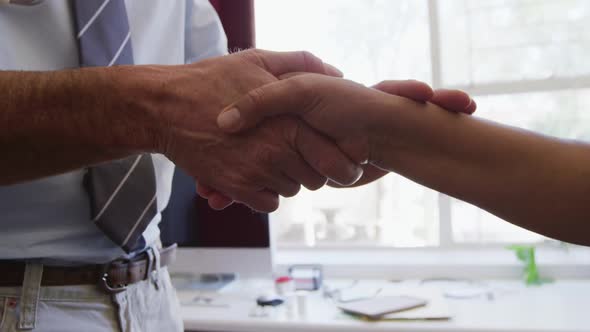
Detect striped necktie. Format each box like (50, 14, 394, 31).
(73, 0, 158, 253)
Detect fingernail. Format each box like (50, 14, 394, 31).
(342, 165, 363, 186)
(352, 165, 364, 183)
(217, 107, 241, 130)
(463, 98, 474, 114)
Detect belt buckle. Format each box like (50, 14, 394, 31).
(99, 260, 128, 294)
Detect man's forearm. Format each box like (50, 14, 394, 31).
(374, 99, 590, 245)
(0, 68, 156, 184)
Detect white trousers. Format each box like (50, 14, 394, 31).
(0, 264, 183, 332)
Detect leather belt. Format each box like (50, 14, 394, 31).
(0, 244, 177, 293)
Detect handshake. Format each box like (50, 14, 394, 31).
(151, 49, 476, 212)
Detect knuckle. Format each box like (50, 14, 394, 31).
(240, 48, 268, 69)
(247, 48, 262, 55)
(246, 86, 267, 108)
(241, 48, 261, 59)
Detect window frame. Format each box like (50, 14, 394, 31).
(274, 245, 590, 279)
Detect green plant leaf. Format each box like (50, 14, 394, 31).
(506, 245, 552, 286)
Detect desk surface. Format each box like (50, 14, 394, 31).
(180, 279, 590, 332)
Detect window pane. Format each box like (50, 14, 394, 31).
(452, 200, 545, 243)
(438, 0, 590, 86)
(272, 173, 439, 247)
(255, 0, 432, 85)
(475, 89, 590, 140)
(256, 0, 435, 248)
(452, 88, 590, 243)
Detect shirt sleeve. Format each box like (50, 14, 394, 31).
(184, 0, 228, 64)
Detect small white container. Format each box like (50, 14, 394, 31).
(296, 291, 308, 318)
(275, 276, 295, 296)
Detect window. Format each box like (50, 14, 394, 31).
(255, 0, 590, 249)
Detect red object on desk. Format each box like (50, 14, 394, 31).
(210, 0, 256, 50)
(275, 276, 293, 284)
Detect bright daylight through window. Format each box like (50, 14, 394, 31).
(255, 0, 590, 248)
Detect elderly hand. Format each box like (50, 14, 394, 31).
(127, 50, 361, 212)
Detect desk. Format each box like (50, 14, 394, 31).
(180, 279, 590, 332)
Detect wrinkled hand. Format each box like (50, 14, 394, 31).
(141, 50, 361, 212)
(199, 77, 475, 209)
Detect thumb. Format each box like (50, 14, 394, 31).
(217, 77, 311, 133)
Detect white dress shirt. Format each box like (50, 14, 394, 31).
(0, 0, 227, 264)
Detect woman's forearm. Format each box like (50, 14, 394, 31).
(373, 100, 590, 245)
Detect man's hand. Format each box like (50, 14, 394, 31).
(129, 50, 361, 212)
(198, 77, 475, 209)
(0, 49, 358, 212)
